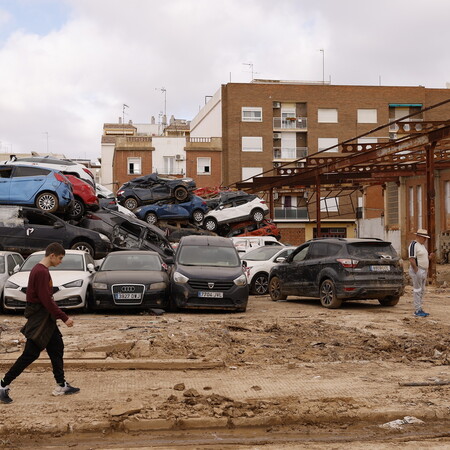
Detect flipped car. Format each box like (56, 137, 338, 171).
(65, 175, 99, 220)
(79, 209, 174, 263)
(226, 219, 281, 239)
(134, 195, 208, 225)
(91, 250, 169, 311)
(3, 250, 96, 312)
(0, 206, 112, 259)
(0, 164, 74, 214)
(117, 173, 196, 210)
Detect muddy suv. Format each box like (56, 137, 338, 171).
(268, 238, 404, 309)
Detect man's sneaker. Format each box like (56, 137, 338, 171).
(52, 382, 80, 396)
(414, 309, 429, 317)
(0, 385, 13, 404)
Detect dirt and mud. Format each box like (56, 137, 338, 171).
(0, 266, 449, 448)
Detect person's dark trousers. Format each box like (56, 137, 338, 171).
(2, 328, 65, 386)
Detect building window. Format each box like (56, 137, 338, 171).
(318, 137, 339, 153)
(242, 167, 262, 182)
(357, 109, 377, 123)
(127, 157, 141, 175)
(417, 185, 423, 229)
(320, 197, 339, 212)
(163, 156, 175, 174)
(318, 108, 338, 123)
(242, 107, 262, 122)
(197, 157, 211, 175)
(242, 136, 263, 152)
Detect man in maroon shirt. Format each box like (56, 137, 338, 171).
(0, 243, 80, 404)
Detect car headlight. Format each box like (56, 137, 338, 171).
(99, 233, 110, 242)
(173, 271, 189, 284)
(63, 279, 83, 288)
(233, 274, 247, 286)
(5, 280, 19, 289)
(93, 282, 108, 289)
(149, 282, 167, 290)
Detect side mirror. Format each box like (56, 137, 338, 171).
(242, 260, 247, 267)
(12, 264, 20, 274)
(87, 263, 95, 272)
(164, 257, 174, 265)
(275, 257, 286, 263)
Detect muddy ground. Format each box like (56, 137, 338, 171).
(0, 266, 449, 448)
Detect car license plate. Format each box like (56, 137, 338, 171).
(116, 293, 141, 300)
(370, 265, 390, 272)
(198, 291, 223, 298)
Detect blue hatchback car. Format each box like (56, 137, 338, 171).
(134, 195, 209, 225)
(0, 164, 74, 213)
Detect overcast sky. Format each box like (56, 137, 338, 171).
(0, 0, 448, 160)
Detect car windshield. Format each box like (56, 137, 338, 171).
(347, 243, 397, 259)
(178, 246, 240, 267)
(101, 254, 161, 271)
(243, 246, 283, 261)
(21, 254, 85, 271)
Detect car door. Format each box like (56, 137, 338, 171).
(0, 166, 13, 203)
(301, 242, 328, 295)
(9, 166, 50, 204)
(22, 209, 65, 252)
(140, 181, 171, 203)
(279, 243, 311, 295)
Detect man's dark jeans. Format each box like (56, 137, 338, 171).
(3, 328, 64, 386)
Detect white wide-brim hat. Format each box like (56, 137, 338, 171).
(415, 228, 430, 239)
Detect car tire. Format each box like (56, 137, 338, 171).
(35, 192, 59, 213)
(70, 241, 94, 256)
(251, 208, 265, 223)
(192, 209, 204, 224)
(70, 198, 85, 220)
(251, 272, 269, 295)
(174, 187, 189, 202)
(269, 276, 287, 301)
(82, 288, 93, 313)
(145, 212, 158, 225)
(319, 279, 342, 309)
(124, 197, 139, 210)
(378, 295, 400, 306)
(203, 217, 218, 232)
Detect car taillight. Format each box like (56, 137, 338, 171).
(260, 200, 266, 204)
(117, 190, 124, 196)
(86, 213, 101, 220)
(336, 258, 359, 268)
(55, 172, 68, 184)
(83, 168, 94, 179)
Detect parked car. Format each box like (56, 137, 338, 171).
(203, 195, 269, 232)
(134, 195, 209, 225)
(231, 236, 284, 255)
(170, 235, 248, 312)
(117, 173, 196, 210)
(0, 251, 24, 309)
(91, 250, 169, 311)
(268, 238, 404, 309)
(78, 209, 174, 263)
(65, 175, 99, 220)
(226, 219, 281, 239)
(0, 206, 112, 259)
(3, 250, 96, 312)
(0, 164, 74, 213)
(3, 156, 95, 188)
(203, 190, 253, 210)
(242, 246, 296, 295)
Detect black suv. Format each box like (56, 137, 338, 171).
(268, 238, 404, 309)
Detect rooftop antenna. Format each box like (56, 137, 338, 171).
(242, 62, 259, 82)
(155, 87, 167, 125)
(122, 104, 129, 135)
(319, 49, 325, 84)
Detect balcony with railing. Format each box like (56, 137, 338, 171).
(388, 118, 423, 132)
(273, 147, 308, 160)
(273, 117, 307, 130)
(274, 207, 309, 220)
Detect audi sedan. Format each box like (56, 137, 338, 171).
(91, 251, 169, 311)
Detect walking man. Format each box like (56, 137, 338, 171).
(0, 243, 80, 404)
(408, 228, 434, 317)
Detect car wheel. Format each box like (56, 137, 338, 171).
(124, 197, 138, 210)
(174, 187, 188, 202)
(251, 208, 265, 223)
(378, 295, 400, 306)
(70, 198, 85, 220)
(35, 192, 59, 213)
(319, 279, 342, 309)
(192, 209, 204, 224)
(71, 241, 94, 256)
(269, 276, 287, 301)
(145, 212, 158, 225)
(251, 273, 269, 295)
(204, 217, 218, 231)
(82, 288, 93, 313)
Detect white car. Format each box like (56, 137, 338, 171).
(0, 251, 24, 306)
(232, 236, 284, 255)
(242, 245, 296, 295)
(3, 250, 96, 312)
(203, 196, 269, 232)
(3, 156, 95, 188)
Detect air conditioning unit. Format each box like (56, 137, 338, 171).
(273, 102, 281, 108)
(389, 132, 397, 140)
(273, 133, 282, 139)
(296, 162, 305, 168)
(175, 154, 184, 161)
(273, 162, 281, 168)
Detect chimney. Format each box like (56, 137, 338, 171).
(118, 117, 122, 124)
(128, 120, 132, 124)
(170, 115, 175, 124)
(151, 116, 155, 124)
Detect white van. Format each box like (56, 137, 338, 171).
(231, 236, 284, 255)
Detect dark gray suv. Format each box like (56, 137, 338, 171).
(268, 238, 404, 309)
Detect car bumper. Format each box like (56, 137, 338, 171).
(335, 279, 404, 300)
(91, 288, 169, 310)
(93, 241, 113, 259)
